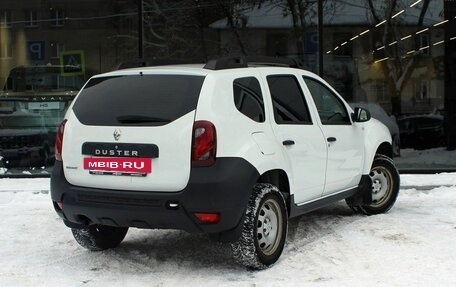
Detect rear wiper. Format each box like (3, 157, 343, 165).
(117, 115, 170, 124)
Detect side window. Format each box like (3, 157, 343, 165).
(233, 77, 265, 122)
(303, 77, 350, 125)
(266, 75, 312, 124)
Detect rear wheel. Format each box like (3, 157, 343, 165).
(231, 183, 287, 269)
(348, 155, 400, 215)
(72, 225, 128, 251)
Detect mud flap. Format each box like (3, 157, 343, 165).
(347, 175, 372, 206)
(209, 212, 246, 243)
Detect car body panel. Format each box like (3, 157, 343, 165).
(350, 102, 400, 157)
(298, 73, 364, 195)
(52, 63, 394, 233)
(62, 110, 196, 192)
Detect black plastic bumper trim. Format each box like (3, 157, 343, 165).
(51, 158, 259, 238)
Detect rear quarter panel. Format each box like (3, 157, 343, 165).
(194, 70, 290, 177)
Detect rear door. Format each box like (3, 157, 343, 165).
(265, 73, 327, 204)
(62, 72, 206, 192)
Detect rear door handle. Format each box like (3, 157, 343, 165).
(282, 140, 295, 146)
(327, 137, 337, 142)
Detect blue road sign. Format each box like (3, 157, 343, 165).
(27, 41, 45, 60)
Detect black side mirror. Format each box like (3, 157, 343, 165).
(352, 107, 371, 123)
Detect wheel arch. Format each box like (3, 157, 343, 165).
(257, 169, 291, 215)
(363, 141, 393, 174)
(362, 118, 394, 174)
(376, 142, 393, 158)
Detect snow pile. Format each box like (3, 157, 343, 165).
(401, 172, 456, 187)
(0, 177, 455, 286)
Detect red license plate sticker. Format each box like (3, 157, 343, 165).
(83, 157, 152, 174)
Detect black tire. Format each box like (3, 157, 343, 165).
(231, 183, 288, 269)
(71, 225, 128, 251)
(349, 155, 400, 215)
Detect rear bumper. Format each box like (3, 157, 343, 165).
(51, 158, 259, 240)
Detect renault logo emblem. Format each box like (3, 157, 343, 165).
(113, 129, 121, 141)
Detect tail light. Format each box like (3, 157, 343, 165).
(192, 120, 216, 167)
(55, 119, 67, 161)
(194, 212, 220, 224)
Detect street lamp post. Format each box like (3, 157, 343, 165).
(318, 0, 323, 76)
(138, 0, 144, 59)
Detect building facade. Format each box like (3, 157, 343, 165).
(0, 0, 455, 174)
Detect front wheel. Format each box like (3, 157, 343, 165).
(72, 225, 128, 251)
(231, 183, 288, 269)
(350, 155, 400, 215)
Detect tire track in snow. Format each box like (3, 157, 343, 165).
(285, 202, 363, 252)
(104, 230, 237, 274)
(280, 202, 372, 283)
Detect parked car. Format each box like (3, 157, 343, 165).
(349, 102, 400, 157)
(398, 115, 445, 150)
(0, 99, 53, 168)
(51, 57, 400, 269)
(0, 66, 84, 169)
(2, 65, 84, 95)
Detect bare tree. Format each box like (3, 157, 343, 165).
(366, 0, 433, 116)
(111, 0, 227, 59)
(141, 0, 200, 57)
(418, 0, 431, 26)
(215, 0, 249, 55)
(263, 0, 316, 56)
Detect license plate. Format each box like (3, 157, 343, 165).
(83, 157, 151, 176)
(28, 102, 60, 110)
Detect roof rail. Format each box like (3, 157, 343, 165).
(203, 56, 303, 70)
(117, 58, 205, 70)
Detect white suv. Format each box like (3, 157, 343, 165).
(51, 57, 400, 269)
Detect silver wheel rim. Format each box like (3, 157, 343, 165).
(256, 198, 283, 256)
(370, 166, 393, 207)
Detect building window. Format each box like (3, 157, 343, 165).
(25, 9, 38, 27)
(0, 10, 12, 28)
(50, 8, 64, 27)
(333, 32, 352, 56)
(416, 33, 430, 56)
(266, 33, 288, 57)
(0, 43, 12, 58)
(370, 80, 388, 103)
(50, 42, 65, 58)
(415, 80, 429, 102)
(121, 17, 135, 34)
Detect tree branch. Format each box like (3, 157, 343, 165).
(418, 0, 431, 26)
(366, 0, 380, 24)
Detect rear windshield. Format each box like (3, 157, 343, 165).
(0, 98, 72, 128)
(73, 74, 205, 126)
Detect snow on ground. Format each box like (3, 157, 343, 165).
(0, 176, 455, 286)
(401, 172, 456, 187)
